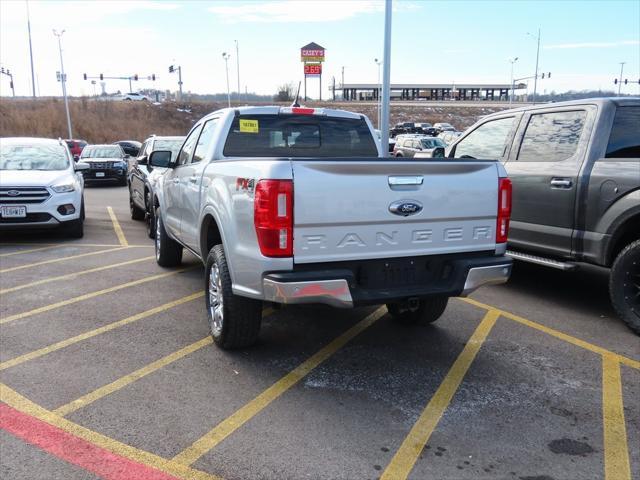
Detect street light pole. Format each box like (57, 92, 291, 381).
(618, 62, 626, 96)
(380, 0, 392, 153)
(235, 40, 240, 101)
(53, 29, 73, 139)
(527, 28, 541, 104)
(375, 58, 382, 129)
(26, 0, 36, 97)
(509, 57, 518, 104)
(222, 52, 231, 108)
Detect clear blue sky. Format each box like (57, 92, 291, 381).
(1, 0, 639, 98)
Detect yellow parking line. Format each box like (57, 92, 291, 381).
(381, 309, 499, 480)
(0, 383, 221, 480)
(459, 297, 640, 371)
(54, 337, 214, 416)
(172, 307, 387, 466)
(107, 206, 128, 247)
(0, 245, 61, 257)
(0, 246, 128, 274)
(0, 267, 197, 325)
(602, 354, 631, 480)
(0, 292, 204, 371)
(0, 256, 155, 294)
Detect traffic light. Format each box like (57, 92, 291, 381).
(83, 73, 87, 80)
(541, 72, 551, 79)
(100, 73, 104, 80)
(9, 81, 13, 89)
(614, 79, 618, 84)
(624, 79, 628, 85)
(151, 74, 156, 81)
(134, 74, 138, 81)
(169, 65, 174, 73)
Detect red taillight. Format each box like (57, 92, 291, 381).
(496, 177, 512, 243)
(254, 180, 293, 257)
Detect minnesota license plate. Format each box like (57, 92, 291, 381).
(1, 205, 27, 218)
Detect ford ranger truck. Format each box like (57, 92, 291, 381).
(149, 106, 513, 349)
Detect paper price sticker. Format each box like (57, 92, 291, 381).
(239, 119, 259, 133)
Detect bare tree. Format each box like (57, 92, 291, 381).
(275, 83, 295, 102)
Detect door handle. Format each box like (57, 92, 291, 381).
(550, 178, 573, 189)
(171, 178, 180, 185)
(389, 175, 424, 186)
(189, 175, 198, 184)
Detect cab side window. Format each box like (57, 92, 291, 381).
(452, 117, 515, 160)
(517, 110, 586, 162)
(177, 125, 203, 166)
(192, 119, 218, 164)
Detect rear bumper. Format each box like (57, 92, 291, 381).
(262, 254, 512, 308)
(82, 169, 127, 182)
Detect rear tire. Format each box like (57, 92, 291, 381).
(130, 195, 145, 220)
(610, 240, 640, 334)
(387, 296, 449, 325)
(205, 244, 262, 349)
(154, 207, 182, 267)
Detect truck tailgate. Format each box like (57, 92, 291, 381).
(292, 160, 499, 264)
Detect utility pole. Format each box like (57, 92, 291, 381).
(53, 29, 72, 139)
(509, 57, 518, 104)
(332, 76, 335, 101)
(222, 52, 231, 108)
(528, 28, 541, 104)
(341, 66, 345, 100)
(26, 0, 36, 97)
(380, 0, 392, 153)
(618, 62, 626, 96)
(235, 40, 240, 101)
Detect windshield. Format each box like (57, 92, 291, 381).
(154, 139, 184, 160)
(0, 144, 70, 171)
(81, 146, 122, 159)
(224, 115, 378, 157)
(421, 138, 445, 148)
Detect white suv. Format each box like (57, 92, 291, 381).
(0, 137, 89, 237)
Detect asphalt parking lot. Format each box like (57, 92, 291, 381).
(1, 185, 638, 480)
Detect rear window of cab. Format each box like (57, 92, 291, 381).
(223, 115, 378, 157)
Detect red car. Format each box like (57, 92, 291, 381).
(65, 139, 88, 160)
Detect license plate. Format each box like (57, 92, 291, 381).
(95, 172, 105, 177)
(1, 205, 27, 218)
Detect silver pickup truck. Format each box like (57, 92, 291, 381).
(149, 106, 513, 349)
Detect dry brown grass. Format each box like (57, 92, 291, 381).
(0, 97, 509, 142)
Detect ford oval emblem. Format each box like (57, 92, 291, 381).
(7, 190, 21, 197)
(389, 200, 423, 217)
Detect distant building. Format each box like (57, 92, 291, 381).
(337, 83, 527, 101)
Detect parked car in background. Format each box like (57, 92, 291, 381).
(434, 122, 456, 134)
(64, 139, 88, 160)
(415, 123, 438, 136)
(446, 97, 640, 334)
(122, 92, 149, 101)
(394, 134, 446, 158)
(149, 105, 511, 349)
(113, 140, 141, 157)
(79, 144, 129, 185)
(129, 135, 185, 237)
(438, 130, 463, 145)
(0, 137, 88, 237)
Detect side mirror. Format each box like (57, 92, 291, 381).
(149, 150, 173, 168)
(73, 155, 80, 162)
(137, 155, 148, 165)
(74, 162, 90, 171)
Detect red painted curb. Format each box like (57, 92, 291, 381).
(0, 402, 179, 480)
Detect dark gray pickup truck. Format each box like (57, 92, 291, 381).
(446, 97, 640, 333)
